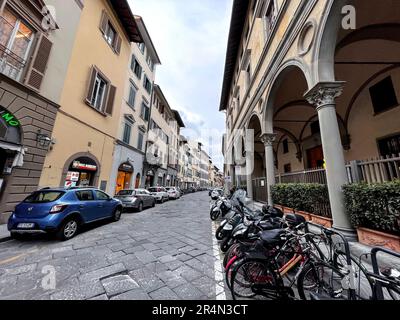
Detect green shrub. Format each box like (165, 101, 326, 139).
(271, 183, 330, 217)
(343, 181, 400, 234)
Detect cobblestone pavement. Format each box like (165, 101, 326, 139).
(0, 192, 227, 300)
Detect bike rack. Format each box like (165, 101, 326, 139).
(370, 247, 400, 300)
(305, 221, 357, 300)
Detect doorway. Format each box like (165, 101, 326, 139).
(135, 173, 141, 188)
(307, 145, 324, 168)
(115, 171, 132, 194)
(115, 162, 134, 194)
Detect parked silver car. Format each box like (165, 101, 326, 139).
(115, 189, 156, 211)
(148, 187, 169, 203)
(166, 187, 181, 199)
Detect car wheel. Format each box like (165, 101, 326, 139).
(137, 202, 143, 212)
(112, 208, 122, 222)
(57, 218, 79, 241)
(152, 200, 156, 207)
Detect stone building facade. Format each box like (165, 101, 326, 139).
(220, 0, 400, 238)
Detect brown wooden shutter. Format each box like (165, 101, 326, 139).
(114, 35, 122, 55)
(105, 85, 116, 115)
(99, 10, 108, 34)
(85, 66, 97, 104)
(25, 34, 53, 91)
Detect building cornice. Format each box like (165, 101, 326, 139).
(225, 0, 317, 152)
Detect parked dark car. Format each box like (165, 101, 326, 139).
(115, 189, 156, 212)
(7, 187, 122, 241)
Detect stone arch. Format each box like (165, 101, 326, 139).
(262, 59, 313, 133)
(61, 152, 101, 187)
(312, 0, 347, 83)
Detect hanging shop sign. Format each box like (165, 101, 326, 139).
(0, 106, 20, 128)
(119, 162, 134, 173)
(72, 160, 97, 171)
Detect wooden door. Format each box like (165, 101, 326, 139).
(115, 171, 125, 194)
(307, 145, 324, 168)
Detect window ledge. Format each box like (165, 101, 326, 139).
(85, 100, 108, 117)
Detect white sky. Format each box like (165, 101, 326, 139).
(128, 0, 233, 170)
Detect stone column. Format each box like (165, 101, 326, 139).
(261, 133, 277, 205)
(245, 129, 254, 199)
(305, 82, 355, 239)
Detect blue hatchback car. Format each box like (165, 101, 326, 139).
(8, 187, 123, 241)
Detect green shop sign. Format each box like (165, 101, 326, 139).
(0, 106, 20, 127)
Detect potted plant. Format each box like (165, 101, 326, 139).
(344, 181, 400, 252)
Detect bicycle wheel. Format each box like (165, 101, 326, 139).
(225, 256, 241, 290)
(386, 286, 400, 300)
(230, 258, 276, 300)
(333, 253, 373, 300)
(223, 243, 240, 268)
(297, 261, 351, 300)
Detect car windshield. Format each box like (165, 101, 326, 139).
(24, 191, 65, 203)
(148, 188, 158, 192)
(117, 190, 135, 196)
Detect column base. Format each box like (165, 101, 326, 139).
(332, 225, 358, 242)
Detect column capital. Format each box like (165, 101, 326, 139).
(304, 81, 346, 111)
(260, 133, 277, 147)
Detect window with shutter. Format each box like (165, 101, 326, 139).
(85, 66, 114, 116)
(128, 82, 137, 108)
(114, 35, 121, 54)
(25, 34, 53, 91)
(99, 10, 108, 34)
(105, 85, 116, 115)
(123, 122, 131, 144)
(138, 131, 144, 151)
(141, 102, 150, 121)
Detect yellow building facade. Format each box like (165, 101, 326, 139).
(39, 0, 142, 194)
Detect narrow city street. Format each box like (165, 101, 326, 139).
(0, 192, 226, 300)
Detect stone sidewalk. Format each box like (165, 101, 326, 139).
(0, 192, 226, 300)
(0, 224, 9, 242)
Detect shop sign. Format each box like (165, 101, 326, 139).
(65, 180, 77, 188)
(72, 161, 97, 171)
(119, 162, 134, 173)
(0, 106, 20, 127)
(66, 171, 80, 182)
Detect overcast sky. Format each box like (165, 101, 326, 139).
(128, 0, 232, 171)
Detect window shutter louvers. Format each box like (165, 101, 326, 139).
(100, 10, 108, 34)
(105, 85, 116, 115)
(25, 34, 53, 91)
(85, 66, 97, 104)
(114, 35, 122, 54)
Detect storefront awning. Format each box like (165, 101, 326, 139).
(0, 141, 26, 167)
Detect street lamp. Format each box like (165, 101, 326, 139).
(36, 130, 53, 149)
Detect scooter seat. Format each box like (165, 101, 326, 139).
(258, 220, 281, 231)
(259, 229, 286, 246)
